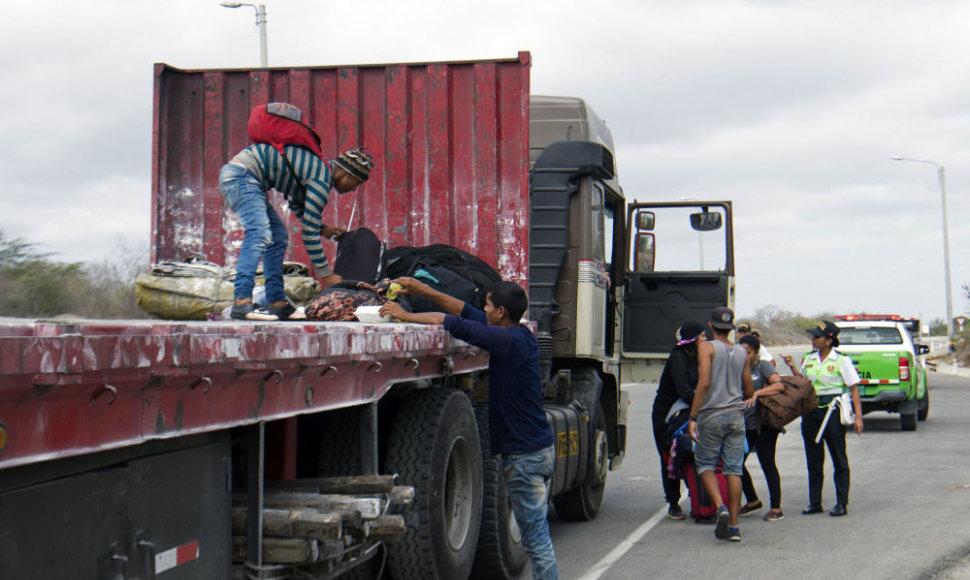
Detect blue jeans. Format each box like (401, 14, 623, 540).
(694, 410, 746, 476)
(219, 163, 288, 302)
(503, 445, 557, 580)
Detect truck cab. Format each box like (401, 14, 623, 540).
(525, 95, 734, 523)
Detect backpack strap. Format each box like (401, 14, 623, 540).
(278, 149, 307, 217)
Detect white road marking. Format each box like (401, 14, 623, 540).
(575, 506, 667, 580)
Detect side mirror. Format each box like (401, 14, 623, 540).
(637, 211, 656, 231)
(690, 211, 722, 231)
(916, 344, 930, 355)
(634, 232, 655, 272)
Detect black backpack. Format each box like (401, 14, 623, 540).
(385, 244, 502, 312)
(334, 228, 386, 284)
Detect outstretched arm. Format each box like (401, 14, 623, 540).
(379, 301, 445, 324)
(782, 355, 803, 377)
(392, 277, 466, 316)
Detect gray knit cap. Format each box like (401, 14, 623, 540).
(333, 147, 374, 182)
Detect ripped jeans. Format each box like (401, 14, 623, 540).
(503, 444, 558, 580)
(218, 163, 288, 303)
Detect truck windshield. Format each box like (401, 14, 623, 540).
(839, 327, 903, 346)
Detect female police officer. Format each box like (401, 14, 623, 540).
(783, 321, 863, 517)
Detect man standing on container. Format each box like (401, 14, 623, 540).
(219, 144, 374, 321)
(688, 306, 754, 542)
(380, 278, 558, 580)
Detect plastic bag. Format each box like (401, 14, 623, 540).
(837, 393, 855, 426)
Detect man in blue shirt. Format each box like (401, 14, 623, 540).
(380, 278, 558, 580)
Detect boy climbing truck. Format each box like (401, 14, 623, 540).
(0, 53, 735, 579)
(832, 315, 930, 431)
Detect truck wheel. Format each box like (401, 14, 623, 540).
(316, 406, 361, 476)
(918, 388, 930, 422)
(553, 406, 608, 521)
(900, 409, 918, 431)
(385, 388, 483, 580)
(472, 406, 527, 580)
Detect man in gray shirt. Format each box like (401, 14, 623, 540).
(688, 306, 754, 542)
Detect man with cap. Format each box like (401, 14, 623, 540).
(219, 143, 374, 320)
(688, 306, 754, 542)
(651, 320, 706, 520)
(783, 321, 863, 517)
(736, 322, 776, 367)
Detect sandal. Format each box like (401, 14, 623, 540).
(738, 500, 763, 516)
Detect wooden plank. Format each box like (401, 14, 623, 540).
(260, 492, 385, 519)
(231, 507, 342, 540)
(388, 486, 414, 510)
(266, 475, 395, 494)
(232, 536, 319, 564)
(364, 515, 406, 541)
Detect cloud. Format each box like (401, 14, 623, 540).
(1, 0, 968, 321)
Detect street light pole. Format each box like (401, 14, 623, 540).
(891, 155, 954, 348)
(220, 2, 268, 68)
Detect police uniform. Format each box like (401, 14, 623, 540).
(799, 347, 860, 512)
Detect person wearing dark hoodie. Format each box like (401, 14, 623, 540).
(651, 321, 705, 520)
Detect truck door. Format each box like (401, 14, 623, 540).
(621, 201, 734, 357)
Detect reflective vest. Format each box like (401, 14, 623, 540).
(802, 350, 848, 400)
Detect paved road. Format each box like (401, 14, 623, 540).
(544, 370, 970, 580)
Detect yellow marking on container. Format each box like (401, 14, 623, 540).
(557, 432, 568, 458)
(569, 431, 580, 455)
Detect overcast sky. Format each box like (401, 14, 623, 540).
(2, 0, 968, 323)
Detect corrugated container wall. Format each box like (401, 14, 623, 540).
(151, 53, 531, 284)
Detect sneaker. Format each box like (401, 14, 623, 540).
(738, 500, 762, 517)
(714, 506, 730, 539)
(764, 509, 784, 522)
(266, 302, 306, 320)
(230, 302, 278, 321)
(666, 504, 687, 520)
(727, 526, 742, 542)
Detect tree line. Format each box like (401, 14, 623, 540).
(0, 229, 966, 365)
(0, 230, 147, 319)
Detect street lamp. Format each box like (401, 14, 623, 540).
(220, 2, 268, 68)
(891, 155, 954, 349)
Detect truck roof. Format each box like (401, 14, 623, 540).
(529, 95, 621, 193)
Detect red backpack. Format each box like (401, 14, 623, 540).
(247, 103, 325, 216)
(248, 102, 323, 155)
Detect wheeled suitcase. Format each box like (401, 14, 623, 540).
(682, 460, 729, 523)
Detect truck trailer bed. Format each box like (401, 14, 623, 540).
(0, 318, 485, 469)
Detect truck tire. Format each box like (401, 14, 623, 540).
(900, 409, 918, 431)
(472, 406, 528, 580)
(553, 405, 608, 521)
(385, 388, 483, 580)
(918, 387, 930, 422)
(316, 406, 361, 476)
